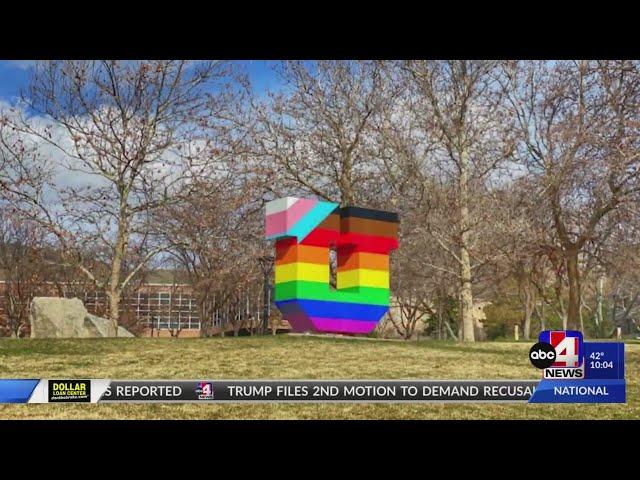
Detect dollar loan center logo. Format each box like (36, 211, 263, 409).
(48, 380, 91, 402)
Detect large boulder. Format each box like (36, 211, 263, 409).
(30, 297, 134, 338)
(83, 312, 116, 337)
(30, 297, 89, 338)
(117, 326, 135, 337)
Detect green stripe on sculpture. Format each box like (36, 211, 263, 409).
(274, 280, 389, 306)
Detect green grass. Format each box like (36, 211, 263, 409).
(0, 335, 637, 419)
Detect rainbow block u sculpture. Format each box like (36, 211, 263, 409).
(265, 197, 399, 334)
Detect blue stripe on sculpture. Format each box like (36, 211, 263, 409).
(275, 299, 389, 322)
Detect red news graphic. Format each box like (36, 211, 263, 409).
(544, 331, 583, 368)
(196, 381, 214, 400)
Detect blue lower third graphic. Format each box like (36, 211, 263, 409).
(529, 378, 626, 403)
(584, 342, 624, 380)
(0, 379, 39, 403)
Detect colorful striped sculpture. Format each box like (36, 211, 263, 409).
(265, 197, 399, 334)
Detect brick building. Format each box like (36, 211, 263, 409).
(0, 270, 283, 338)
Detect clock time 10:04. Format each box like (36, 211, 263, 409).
(589, 351, 613, 369)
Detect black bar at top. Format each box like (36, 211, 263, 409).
(340, 206, 400, 223)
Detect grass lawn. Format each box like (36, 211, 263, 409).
(0, 335, 637, 419)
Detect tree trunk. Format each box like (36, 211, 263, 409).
(596, 274, 605, 328)
(107, 211, 130, 337)
(197, 296, 210, 338)
(458, 149, 475, 342)
(262, 270, 270, 335)
(107, 289, 120, 337)
(579, 291, 586, 335)
(523, 288, 532, 341)
(553, 271, 568, 330)
(611, 294, 618, 333)
(437, 300, 443, 340)
(566, 250, 581, 330)
(339, 152, 354, 206)
(518, 270, 534, 341)
(444, 319, 458, 341)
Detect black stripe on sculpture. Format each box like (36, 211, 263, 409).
(340, 206, 400, 224)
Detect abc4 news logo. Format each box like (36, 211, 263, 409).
(529, 330, 583, 370)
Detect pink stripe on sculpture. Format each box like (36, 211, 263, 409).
(283, 311, 315, 332)
(309, 318, 378, 334)
(265, 198, 318, 237)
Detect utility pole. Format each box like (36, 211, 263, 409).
(258, 255, 274, 334)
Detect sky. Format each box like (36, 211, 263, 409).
(0, 60, 282, 103)
(0, 60, 287, 220)
(0, 61, 33, 101)
(244, 60, 282, 94)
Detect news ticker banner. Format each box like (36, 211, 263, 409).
(0, 379, 539, 403)
(0, 377, 626, 404)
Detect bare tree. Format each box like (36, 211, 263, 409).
(580, 206, 640, 337)
(485, 182, 554, 340)
(255, 60, 400, 206)
(503, 60, 640, 330)
(0, 117, 53, 337)
(387, 291, 430, 340)
(0, 112, 51, 210)
(4, 60, 232, 334)
(157, 173, 265, 337)
(0, 212, 50, 337)
(402, 61, 512, 342)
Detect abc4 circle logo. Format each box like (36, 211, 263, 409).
(529, 342, 556, 369)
